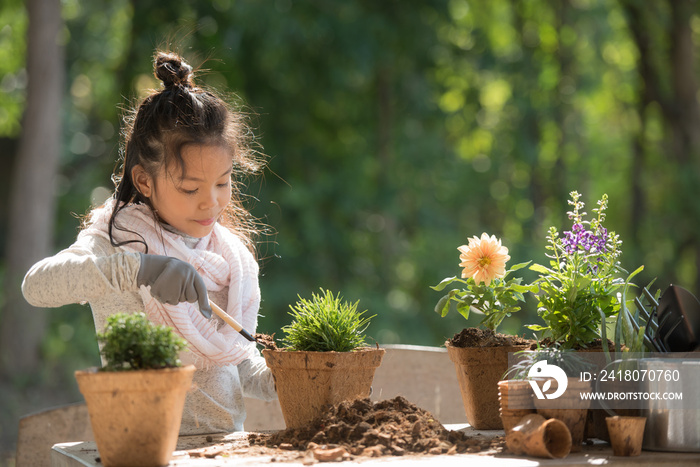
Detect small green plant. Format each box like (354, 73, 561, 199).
(98, 312, 188, 371)
(281, 289, 375, 352)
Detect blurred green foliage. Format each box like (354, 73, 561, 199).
(0, 0, 27, 137)
(2, 0, 700, 407)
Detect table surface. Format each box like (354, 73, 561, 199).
(51, 424, 700, 467)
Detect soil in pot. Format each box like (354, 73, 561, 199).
(449, 328, 533, 348)
(537, 337, 616, 352)
(447, 328, 534, 430)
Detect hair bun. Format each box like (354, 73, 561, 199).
(154, 52, 193, 89)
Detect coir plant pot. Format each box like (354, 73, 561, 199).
(534, 378, 591, 452)
(498, 379, 536, 435)
(75, 365, 195, 467)
(447, 342, 530, 429)
(506, 413, 572, 459)
(75, 312, 192, 467)
(262, 347, 385, 428)
(606, 415, 646, 457)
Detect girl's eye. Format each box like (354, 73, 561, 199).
(217, 182, 229, 188)
(181, 188, 198, 195)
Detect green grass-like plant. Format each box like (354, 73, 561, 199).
(281, 289, 375, 352)
(97, 312, 188, 371)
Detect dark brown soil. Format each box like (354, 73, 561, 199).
(537, 337, 616, 352)
(249, 396, 505, 459)
(572, 338, 616, 352)
(447, 328, 534, 348)
(253, 333, 278, 350)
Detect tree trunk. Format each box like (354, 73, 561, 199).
(667, 0, 700, 296)
(622, 0, 700, 293)
(0, 0, 64, 378)
(375, 65, 397, 290)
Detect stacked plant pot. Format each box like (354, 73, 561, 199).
(498, 379, 536, 434)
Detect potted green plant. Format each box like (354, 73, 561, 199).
(431, 233, 536, 429)
(526, 191, 646, 443)
(527, 192, 639, 350)
(262, 289, 385, 428)
(74, 312, 195, 467)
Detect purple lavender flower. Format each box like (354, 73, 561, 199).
(562, 222, 608, 255)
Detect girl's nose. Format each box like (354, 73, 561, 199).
(199, 189, 217, 210)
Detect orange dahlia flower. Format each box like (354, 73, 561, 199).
(458, 233, 510, 286)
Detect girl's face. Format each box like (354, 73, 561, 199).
(133, 144, 233, 238)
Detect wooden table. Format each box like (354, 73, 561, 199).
(51, 424, 700, 467)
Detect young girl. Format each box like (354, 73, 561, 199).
(22, 51, 277, 434)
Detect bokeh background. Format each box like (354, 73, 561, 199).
(2, 0, 699, 463)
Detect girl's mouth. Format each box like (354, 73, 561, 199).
(195, 217, 216, 226)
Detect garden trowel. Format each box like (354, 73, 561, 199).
(208, 299, 276, 349)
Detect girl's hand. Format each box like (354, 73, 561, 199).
(137, 253, 213, 319)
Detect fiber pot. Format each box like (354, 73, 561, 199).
(262, 347, 385, 428)
(447, 343, 530, 429)
(534, 378, 591, 452)
(506, 413, 572, 459)
(606, 416, 646, 457)
(498, 379, 536, 435)
(75, 365, 195, 467)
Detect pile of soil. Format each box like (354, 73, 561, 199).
(249, 396, 505, 460)
(448, 327, 533, 348)
(253, 333, 278, 350)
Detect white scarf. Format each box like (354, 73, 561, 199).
(80, 198, 259, 368)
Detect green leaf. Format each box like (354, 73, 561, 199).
(507, 261, 532, 273)
(529, 263, 552, 274)
(430, 276, 465, 291)
(457, 303, 472, 321)
(435, 295, 450, 317)
(509, 283, 537, 294)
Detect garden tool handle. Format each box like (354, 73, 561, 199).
(209, 300, 256, 342)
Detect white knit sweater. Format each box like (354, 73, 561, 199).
(22, 228, 277, 434)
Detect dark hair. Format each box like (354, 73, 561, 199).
(106, 51, 265, 253)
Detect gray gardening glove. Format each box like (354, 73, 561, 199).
(137, 253, 212, 319)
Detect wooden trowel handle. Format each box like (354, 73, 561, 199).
(209, 300, 243, 331)
(209, 300, 256, 342)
